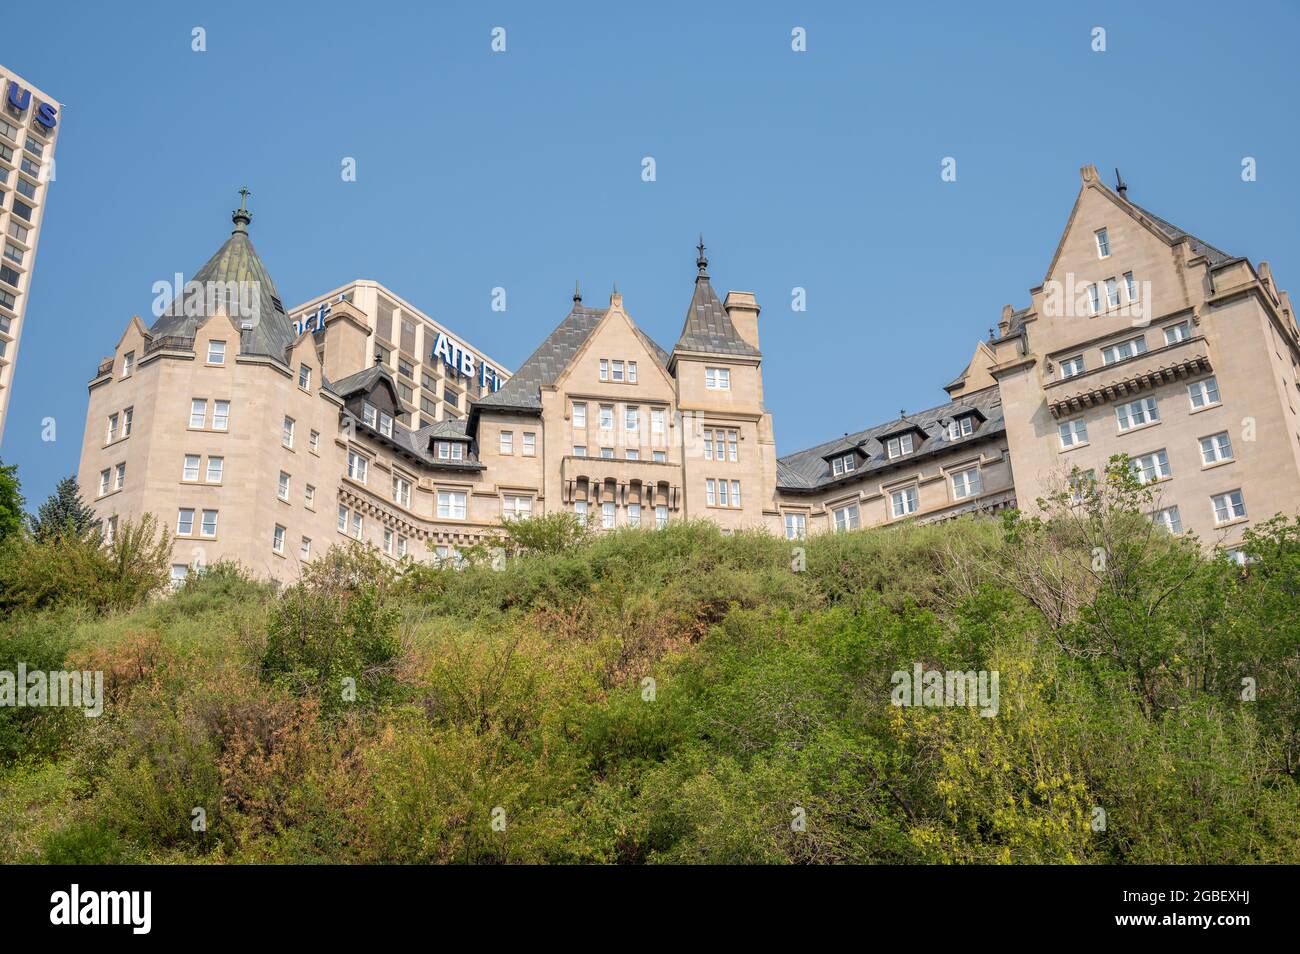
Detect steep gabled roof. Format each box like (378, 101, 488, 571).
(671, 242, 760, 359)
(776, 392, 1005, 493)
(328, 364, 400, 405)
(474, 305, 608, 411)
(1122, 198, 1236, 266)
(149, 196, 296, 360)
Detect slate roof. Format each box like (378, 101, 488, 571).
(149, 206, 296, 360)
(776, 392, 1005, 492)
(672, 274, 760, 358)
(328, 364, 392, 399)
(1125, 198, 1236, 266)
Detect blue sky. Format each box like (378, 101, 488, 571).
(5, 0, 1299, 508)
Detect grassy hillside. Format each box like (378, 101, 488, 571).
(2, 467, 1299, 864)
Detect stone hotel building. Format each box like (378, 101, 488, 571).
(78, 165, 1300, 582)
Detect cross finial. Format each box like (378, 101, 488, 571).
(238, 186, 251, 211)
(695, 234, 709, 280)
(231, 186, 253, 234)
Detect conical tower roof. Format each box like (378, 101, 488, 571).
(670, 237, 760, 359)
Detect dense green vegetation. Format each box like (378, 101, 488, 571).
(1, 462, 1298, 864)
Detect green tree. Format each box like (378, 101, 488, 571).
(0, 458, 23, 544)
(29, 475, 96, 541)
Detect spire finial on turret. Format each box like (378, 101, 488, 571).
(232, 186, 252, 234)
(695, 234, 708, 280)
(1114, 167, 1128, 197)
(573, 279, 582, 305)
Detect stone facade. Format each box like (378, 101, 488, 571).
(77, 167, 1300, 583)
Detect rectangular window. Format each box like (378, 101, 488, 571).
(718, 480, 729, 507)
(309, 430, 320, 453)
(651, 407, 665, 435)
(106, 412, 119, 443)
(951, 468, 982, 500)
(831, 453, 855, 476)
(572, 402, 587, 428)
(183, 454, 200, 481)
(213, 400, 230, 431)
(278, 471, 290, 500)
(1087, 284, 1101, 314)
(653, 450, 666, 463)
(626, 449, 640, 460)
(298, 364, 312, 390)
(351, 513, 363, 539)
(599, 359, 609, 381)
(122, 351, 135, 377)
(201, 510, 218, 536)
(282, 416, 294, 447)
(1212, 490, 1246, 524)
(599, 501, 616, 529)
(207, 340, 226, 364)
(705, 367, 731, 390)
(1153, 506, 1183, 535)
(189, 399, 207, 429)
(886, 433, 914, 458)
(627, 502, 641, 528)
(273, 525, 285, 554)
(1105, 278, 1119, 309)
(12, 199, 33, 222)
(437, 491, 467, 519)
(206, 457, 224, 482)
(1116, 397, 1159, 431)
(1102, 336, 1147, 365)
(393, 475, 412, 507)
(99, 469, 110, 496)
(177, 508, 195, 536)
(1095, 228, 1110, 258)
(383, 529, 393, 555)
(499, 430, 513, 454)
(363, 403, 378, 429)
(379, 412, 393, 438)
(599, 405, 614, 429)
(1132, 449, 1171, 485)
(300, 536, 312, 560)
(706, 479, 716, 506)
(398, 358, 414, 380)
(628, 361, 637, 383)
(784, 513, 807, 540)
(1164, 322, 1191, 345)
(948, 415, 976, 438)
(573, 445, 587, 457)
(523, 432, 536, 456)
(655, 505, 669, 529)
(123, 407, 133, 436)
(2, 242, 21, 265)
(114, 463, 125, 490)
(833, 503, 860, 533)
(305, 484, 315, 507)
(503, 495, 533, 521)
(347, 451, 368, 483)
(1059, 418, 1089, 448)
(574, 500, 588, 526)
(625, 406, 638, 431)
(612, 360, 624, 382)
(891, 486, 919, 517)
(170, 565, 189, 590)
(7, 221, 29, 243)
(1188, 377, 1221, 409)
(601, 447, 614, 459)
(1124, 272, 1137, 302)
(397, 536, 408, 558)
(437, 441, 465, 461)
(338, 505, 348, 533)
(731, 480, 741, 507)
(1200, 432, 1233, 465)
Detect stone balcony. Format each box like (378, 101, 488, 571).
(559, 455, 682, 508)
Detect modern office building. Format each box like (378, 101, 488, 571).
(0, 64, 61, 445)
(78, 165, 1300, 582)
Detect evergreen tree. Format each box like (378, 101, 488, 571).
(30, 475, 96, 541)
(0, 458, 23, 543)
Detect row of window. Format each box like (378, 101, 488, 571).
(575, 499, 670, 529)
(1058, 322, 1193, 381)
(1084, 271, 1140, 315)
(1144, 491, 1248, 535)
(598, 358, 638, 383)
(571, 402, 669, 436)
(811, 464, 986, 535)
(1059, 377, 1221, 449)
(105, 406, 134, 444)
(573, 447, 668, 461)
(705, 478, 743, 508)
(96, 462, 125, 497)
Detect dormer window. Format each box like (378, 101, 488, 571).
(1095, 228, 1110, 258)
(947, 415, 975, 440)
(886, 433, 914, 459)
(379, 412, 393, 438)
(831, 453, 856, 476)
(436, 441, 464, 461)
(362, 403, 378, 428)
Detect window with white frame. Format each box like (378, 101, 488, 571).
(625, 406, 638, 432)
(278, 471, 290, 500)
(651, 407, 665, 435)
(502, 495, 532, 521)
(183, 454, 200, 482)
(272, 524, 285, 554)
(104, 515, 118, 545)
(113, 463, 125, 490)
(437, 441, 464, 461)
(572, 402, 587, 428)
(1069, 468, 1097, 503)
(383, 529, 394, 555)
(653, 451, 666, 462)
(627, 361, 638, 383)
(833, 503, 860, 533)
(1124, 272, 1137, 302)
(626, 450, 640, 460)
(1116, 397, 1159, 431)
(499, 430, 513, 454)
(190, 399, 207, 429)
(1164, 322, 1191, 345)
(886, 433, 914, 458)
(600, 447, 614, 459)
(122, 351, 134, 376)
(106, 412, 120, 443)
(170, 565, 189, 589)
(705, 367, 731, 390)
(1188, 377, 1220, 409)
(305, 484, 315, 507)
(213, 400, 230, 430)
(574, 500, 588, 526)
(1105, 278, 1120, 309)
(379, 411, 393, 438)
(298, 364, 311, 390)
(1095, 228, 1110, 258)
(599, 405, 614, 429)
(601, 501, 616, 529)
(123, 407, 133, 436)
(177, 508, 195, 536)
(784, 513, 807, 540)
(1102, 336, 1147, 365)
(1059, 417, 1089, 448)
(951, 467, 982, 500)
(831, 453, 855, 476)
(337, 505, 348, 533)
(437, 490, 467, 519)
(347, 451, 368, 483)
(363, 403, 378, 428)
(627, 503, 641, 528)
(1153, 505, 1183, 534)
(1087, 284, 1101, 314)
(397, 535, 408, 558)
(599, 359, 609, 381)
(612, 360, 625, 382)
(574, 445, 587, 457)
(523, 432, 536, 456)
(300, 536, 312, 560)
(1132, 449, 1171, 484)
(393, 474, 412, 507)
(309, 430, 320, 453)
(207, 340, 226, 364)
(1212, 489, 1246, 524)
(206, 457, 224, 483)
(891, 486, 919, 517)
(351, 512, 363, 539)
(655, 505, 669, 529)
(1200, 432, 1233, 465)
(200, 510, 218, 537)
(948, 415, 977, 438)
(98, 468, 110, 496)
